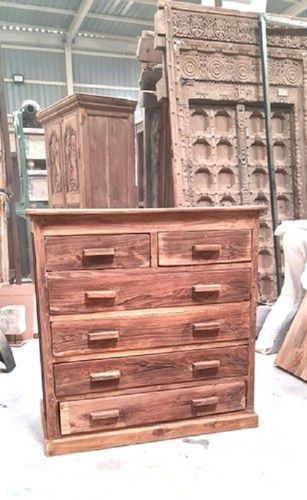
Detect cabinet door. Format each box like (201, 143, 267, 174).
(61, 112, 82, 208)
(45, 120, 65, 208)
(85, 111, 136, 208)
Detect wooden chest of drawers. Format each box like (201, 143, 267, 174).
(27, 207, 261, 456)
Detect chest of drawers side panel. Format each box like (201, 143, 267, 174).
(30, 217, 61, 439)
(247, 215, 260, 410)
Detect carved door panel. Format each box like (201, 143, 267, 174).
(183, 100, 294, 301)
(45, 120, 65, 208)
(245, 105, 294, 301)
(61, 113, 81, 208)
(189, 103, 240, 207)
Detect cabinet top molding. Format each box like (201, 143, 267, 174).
(37, 93, 137, 124)
(26, 206, 266, 217)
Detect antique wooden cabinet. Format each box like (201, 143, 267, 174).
(28, 206, 261, 456)
(38, 93, 137, 209)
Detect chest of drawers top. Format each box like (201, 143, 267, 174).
(28, 206, 260, 262)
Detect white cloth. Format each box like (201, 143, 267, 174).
(256, 221, 307, 355)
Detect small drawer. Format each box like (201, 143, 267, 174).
(59, 381, 246, 435)
(45, 233, 150, 271)
(158, 230, 251, 266)
(48, 267, 251, 315)
(54, 345, 249, 397)
(51, 302, 250, 356)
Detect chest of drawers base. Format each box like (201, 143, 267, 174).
(28, 207, 261, 456)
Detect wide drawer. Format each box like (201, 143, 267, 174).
(54, 345, 249, 397)
(48, 268, 251, 315)
(51, 302, 251, 356)
(45, 233, 150, 271)
(59, 380, 246, 435)
(158, 230, 251, 266)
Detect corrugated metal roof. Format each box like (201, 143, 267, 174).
(0, 7, 71, 29)
(125, 3, 157, 21)
(3, 48, 66, 82)
(90, 0, 156, 20)
(5, 82, 66, 113)
(10, 0, 79, 9)
(81, 17, 147, 37)
(91, 0, 136, 17)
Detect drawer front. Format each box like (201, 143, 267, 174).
(51, 302, 251, 356)
(158, 230, 251, 266)
(54, 345, 249, 397)
(59, 381, 246, 435)
(48, 268, 251, 315)
(45, 233, 150, 271)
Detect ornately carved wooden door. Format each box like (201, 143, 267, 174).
(154, 0, 306, 302)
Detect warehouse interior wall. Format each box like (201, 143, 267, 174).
(3, 47, 139, 113)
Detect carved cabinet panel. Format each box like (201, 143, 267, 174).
(44, 120, 64, 208)
(38, 93, 137, 209)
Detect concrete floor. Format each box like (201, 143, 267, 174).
(0, 340, 306, 500)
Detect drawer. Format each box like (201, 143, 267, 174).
(54, 345, 249, 397)
(51, 302, 251, 356)
(48, 267, 251, 315)
(59, 381, 246, 435)
(45, 233, 150, 271)
(158, 230, 251, 266)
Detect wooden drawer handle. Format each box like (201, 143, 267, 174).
(89, 409, 120, 421)
(192, 244, 221, 254)
(192, 360, 221, 371)
(193, 284, 221, 295)
(90, 370, 121, 382)
(88, 330, 119, 342)
(82, 248, 115, 260)
(85, 290, 116, 300)
(192, 397, 219, 409)
(193, 322, 221, 336)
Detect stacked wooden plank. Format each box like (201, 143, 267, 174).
(137, 0, 307, 303)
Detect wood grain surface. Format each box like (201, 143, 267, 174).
(45, 233, 150, 270)
(48, 267, 251, 314)
(45, 410, 258, 456)
(59, 380, 246, 435)
(51, 302, 251, 356)
(158, 229, 251, 266)
(54, 345, 249, 397)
